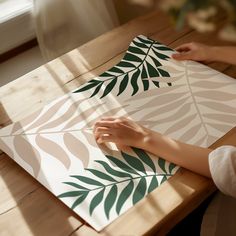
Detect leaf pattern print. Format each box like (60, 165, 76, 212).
(58, 148, 176, 219)
(73, 36, 173, 98)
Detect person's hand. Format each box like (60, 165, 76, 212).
(93, 116, 150, 150)
(172, 42, 214, 62)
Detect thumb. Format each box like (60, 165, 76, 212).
(172, 52, 193, 61)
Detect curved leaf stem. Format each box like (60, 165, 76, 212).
(102, 41, 156, 83)
(184, 61, 209, 136)
(84, 173, 172, 192)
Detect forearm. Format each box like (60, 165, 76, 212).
(210, 46, 236, 65)
(142, 130, 212, 178)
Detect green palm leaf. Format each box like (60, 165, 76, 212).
(131, 68, 140, 96)
(121, 151, 146, 174)
(101, 78, 117, 98)
(169, 163, 176, 174)
(158, 68, 170, 77)
(90, 82, 103, 98)
(90, 188, 105, 215)
(153, 45, 174, 51)
(128, 46, 146, 55)
(152, 49, 170, 60)
(132, 40, 149, 48)
(57, 190, 86, 198)
(132, 148, 156, 173)
(73, 82, 98, 93)
(141, 65, 149, 91)
(109, 66, 124, 74)
(117, 74, 129, 96)
(161, 175, 168, 184)
(104, 185, 118, 219)
(158, 158, 167, 173)
(132, 177, 147, 204)
(71, 192, 88, 209)
(95, 160, 133, 178)
(148, 176, 159, 193)
(106, 155, 141, 176)
(63, 182, 88, 190)
(146, 61, 159, 77)
(116, 180, 134, 214)
(117, 61, 136, 68)
(137, 36, 154, 44)
(124, 53, 142, 63)
(150, 55, 162, 67)
(71, 175, 104, 187)
(86, 168, 117, 182)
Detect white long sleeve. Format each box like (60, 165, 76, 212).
(208, 145, 236, 198)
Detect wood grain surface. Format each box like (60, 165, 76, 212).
(0, 9, 236, 236)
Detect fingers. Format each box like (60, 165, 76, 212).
(97, 134, 116, 144)
(174, 43, 194, 52)
(172, 51, 193, 61)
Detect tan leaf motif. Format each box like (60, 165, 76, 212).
(206, 122, 232, 133)
(143, 75, 183, 83)
(37, 98, 87, 132)
(149, 103, 192, 127)
(193, 136, 207, 146)
(11, 109, 42, 134)
(178, 124, 202, 142)
(142, 96, 190, 120)
(159, 65, 184, 74)
(203, 113, 236, 124)
(85, 106, 128, 128)
(82, 130, 98, 148)
(194, 91, 236, 101)
(13, 136, 41, 177)
(35, 135, 71, 169)
(125, 84, 185, 102)
(24, 97, 68, 132)
(0, 138, 14, 159)
(191, 81, 233, 89)
(142, 92, 189, 108)
(188, 72, 218, 79)
(164, 114, 197, 135)
(199, 101, 236, 114)
(63, 133, 90, 168)
(63, 103, 104, 130)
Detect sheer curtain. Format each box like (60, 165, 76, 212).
(33, 0, 119, 61)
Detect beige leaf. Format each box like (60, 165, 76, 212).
(199, 101, 236, 114)
(13, 136, 41, 177)
(0, 138, 14, 159)
(125, 84, 185, 102)
(159, 65, 184, 74)
(178, 124, 202, 142)
(63, 133, 90, 168)
(142, 92, 188, 108)
(11, 109, 42, 134)
(206, 135, 218, 146)
(142, 96, 190, 120)
(24, 97, 68, 132)
(193, 136, 207, 146)
(206, 122, 232, 133)
(37, 98, 87, 132)
(85, 106, 127, 128)
(164, 114, 197, 135)
(150, 103, 192, 126)
(203, 113, 236, 124)
(192, 81, 233, 89)
(188, 72, 218, 79)
(35, 135, 71, 169)
(82, 130, 98, 148)
(63, 103, 104, 130)
(143, 74, 183, 83)
(194, 91, 236, 101)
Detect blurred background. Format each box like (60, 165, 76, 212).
(0, 0, 235, 86)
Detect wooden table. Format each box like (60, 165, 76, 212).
(0, 9, 236, 236)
